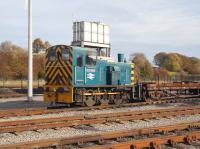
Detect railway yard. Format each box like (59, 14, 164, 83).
(0, 16, 199, 148)
(2, 0, 200, 147)
(0, 95, 199, 149)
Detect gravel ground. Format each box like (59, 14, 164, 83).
(91, 114, 200, 131)
(0, 96, 42, 103)
(0, 96, 200, 147)
(0, 114, 199, 145)
(0, 102, 196, 122)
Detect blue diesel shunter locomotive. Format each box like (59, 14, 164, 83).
(44, 45, 134, 106)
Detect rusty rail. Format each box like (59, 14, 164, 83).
(0, 97, 199, 118)
(85, 131, 200, 149)
(0, 106, 200, 133)
(0, 121, 199, 149)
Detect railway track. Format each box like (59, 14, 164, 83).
(85, 131, 200, 149)
(0, 121, 199, 149)
(0, 96, 199, 118)
(0, 105, 199, 134)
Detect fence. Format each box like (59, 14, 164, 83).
(153, 75, 200, 83)
(137, 74, 200, 83)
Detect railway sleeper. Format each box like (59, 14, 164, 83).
(150, 142, 161, 149)
(168, 139, 178, 147)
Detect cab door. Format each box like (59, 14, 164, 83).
(74, 52, 85, 85)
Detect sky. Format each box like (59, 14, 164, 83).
(0, 0, 200, 62)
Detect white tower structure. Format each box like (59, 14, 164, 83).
(71, 21, 111, 57)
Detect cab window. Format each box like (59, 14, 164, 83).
(77, 54, 83, 67)
(62, 48, 69, 61)
(48, 50, 56, 61)
(86, 51, 97, 66)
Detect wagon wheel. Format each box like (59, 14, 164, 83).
(83, 95, 96, 107)
(156, 91, 161, 99)
(100, 94, 109, 106)
(160, 91, 165, 98)
(142, 91, 147, 101)
(113, 94, 123, 105)
(151, 91, 161, 100)
(149, 91, 156, 99)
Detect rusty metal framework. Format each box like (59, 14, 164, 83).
(141, 81, 200, 100)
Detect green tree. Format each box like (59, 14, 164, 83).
(33, 38, 51, 53)
(44, 41, 51, 49)
(0, 41, 13, 52)
(162, 53, 182, 72)
(154, 52, 200, 75)
(33, 38, 45, 53)
(0, 41, 46, 86)
(0, 41, 27, 80)
(9, 47, 27, 79)
(130, 53, 153, 80)
(33, 54, 45, 79)
(189, 57, 200, 74)
(153, 52, 167, 66)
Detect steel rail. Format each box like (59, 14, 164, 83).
(0, 106, 200, 133)
(0, 121, 199, 149)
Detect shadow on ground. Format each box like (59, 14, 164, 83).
(0, 96, 49, 109)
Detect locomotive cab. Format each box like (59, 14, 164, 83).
(44, 45, 73, 104)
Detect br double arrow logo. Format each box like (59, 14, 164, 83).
(87, 73, 95, 80)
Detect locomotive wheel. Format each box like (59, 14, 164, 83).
(121, 93, 126, 100)
(113, 94, 122, 105)
(149, 91, 157, 99)
(126, 93, 131, 100)
(121, 93, 128, 103)
(108, 94, 114, 103)
(100, 94, 109, 106)
(96, 95, 101, 105)
(126, 92, 132, 103)
(83, 96, 96, 107)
